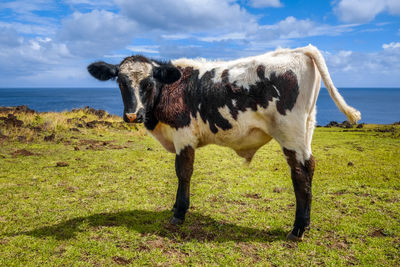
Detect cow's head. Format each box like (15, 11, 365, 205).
(87, 55, 181, 123)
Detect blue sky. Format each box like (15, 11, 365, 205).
(0, 0, 399, 87)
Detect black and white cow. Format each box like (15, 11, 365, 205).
(88, 45, 361, 241)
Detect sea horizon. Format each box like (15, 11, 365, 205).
(1, 87, 399, 125)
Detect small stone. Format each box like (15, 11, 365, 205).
(56, 161, 69, 167)
(347, 161, 354, 167)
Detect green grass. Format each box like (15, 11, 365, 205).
(0, 109, 399, 266)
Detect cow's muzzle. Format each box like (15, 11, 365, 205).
(123, 108, 144, 123)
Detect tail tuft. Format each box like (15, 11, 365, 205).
(344, 107, 361, 124)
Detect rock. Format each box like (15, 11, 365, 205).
(56, 161, 69, 167)
(347, 161, 354, 167)
(325, 121, 340, 127)
(0, 105, 36, 114)
(0, 114, 24, 127)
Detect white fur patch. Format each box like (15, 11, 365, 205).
(119, 61, 152, 112)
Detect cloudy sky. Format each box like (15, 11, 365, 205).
(0, 0, 399, 87)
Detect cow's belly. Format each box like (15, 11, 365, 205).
(196, 108, 273, 160)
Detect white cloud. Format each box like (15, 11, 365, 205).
(382, 42, 400, 49)
(252, 16, 357, 43)
(323, 44, 400, 87)
(58, 10, 138, 57)
(248, 0, 283, 8)
(115, 0, 257, 33)
(126, 45, 159, 54)
(198, 32, 247, 42)
(334, 0, 400, 23)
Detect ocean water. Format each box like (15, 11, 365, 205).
(0, 87, 398, 125)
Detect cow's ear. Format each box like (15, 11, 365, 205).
(153, 65, 181, 84)
(87, 61, 119, 81)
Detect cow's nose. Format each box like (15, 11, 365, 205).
(124, 109, 144, 123)
(124, 113, 136, 123)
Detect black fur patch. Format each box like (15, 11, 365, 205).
(87, 61, 119, 81)
(117, 74, 138, 116)
(145, 66, 299, 133)
(139, 77, 161, 130)
(153, 65, 181, 84)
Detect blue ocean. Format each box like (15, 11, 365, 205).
(0, 87, 399, 125)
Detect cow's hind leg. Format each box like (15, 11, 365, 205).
(283, 147, 315, 241)
(170, 146, 195, 225)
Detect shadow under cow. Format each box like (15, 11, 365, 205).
(14, 210, 287, 243)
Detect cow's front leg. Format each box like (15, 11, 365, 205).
(170, 146, 195, 225)
(283, 148, 315, 241)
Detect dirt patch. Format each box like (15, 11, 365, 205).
(325, 120, 354, 128)
(235, 242, 264, 262)
(374, 127, 395, 133)
(0, 114, 24, 127)
(56, 161, 69, 167)
(71, 106, 110, 119)
(273, 187, 284, 193)
(0, 105, 36, 114)
(329, 240, 350, 249)
(369, 229, 387, 237)
(86, 120, 113, 128)
(163, 221, 217, 242)
(79, 139, 110, 146)
(244, 193, 262, 199)
(112, 256, 132, 265)
(108, 144, 127, 150)
(0, 133, 7, 141)
(44, 133, 55, 142)
(12, 149, 36, 157)
(77, 139, 125, 150)
(332, 189, 347, 195)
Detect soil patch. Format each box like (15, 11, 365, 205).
(325, 121, 354, 128)
(12, 149, 35, 157)
(244, 193, 262, 199)
(56, 161, 69, 167)
(44, 133, 55, 142)
(86, 120, 113, 128)
(112, 256, 132, 265)
(0, 114, 23, 127)
(71, 106, 110, 119)
(0, 105, 36, 114)
(369, 229, 387, 237)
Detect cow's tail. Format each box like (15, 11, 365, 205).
(300, 45, 361, 123)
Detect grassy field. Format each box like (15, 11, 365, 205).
(0, 107, 399, 266)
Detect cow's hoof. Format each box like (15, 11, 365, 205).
(287, 232, 303, 242)
(169, 217, 184, 225)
